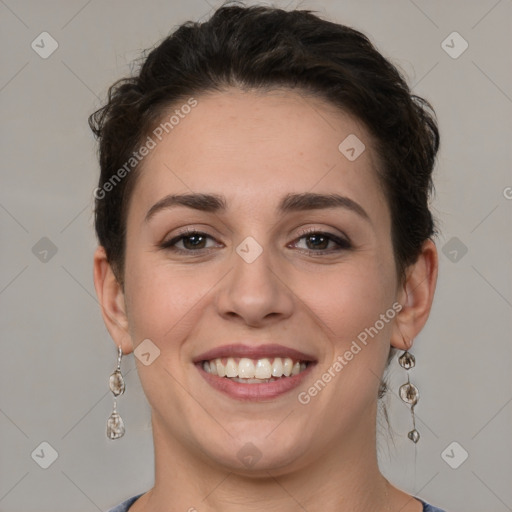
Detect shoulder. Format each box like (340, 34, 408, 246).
(107, 493, 449, 512)
(106, 493, 144, 512)
(417, 497, 448, 512)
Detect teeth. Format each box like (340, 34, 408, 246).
(239, 358, 255, 378)
(201, 357, 309, 380)
(255, 358, 272, 379)
(271, 358, 283, 377)
(215, 359, 226, 377)
(225, 358, 237, 378)
(283, 358, 293, 376)
(291, 361, 301, 376)
(230, 377, 277, 383)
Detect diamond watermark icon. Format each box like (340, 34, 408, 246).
(236, 236, 263, 263)
(338, 134, 365, 161)
(134, 338, 161, 366)
(442, 236, 468, 263)
(31, 32, 59, 59)
(441, 441, 468, 469)
(32, 237, 58, 263)
(31, 441, 59, 469)
(237, 442, 262, 468)
(441, 32, 468, 59)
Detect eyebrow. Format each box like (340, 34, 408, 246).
(145, 192, 370, 223)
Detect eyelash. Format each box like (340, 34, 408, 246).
(159, 227, 352, 256)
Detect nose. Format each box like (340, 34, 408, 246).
(215, 242, 295, 328)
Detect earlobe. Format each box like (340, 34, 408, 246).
(391, 239, 438, 350)
(93, 246, 134, 355)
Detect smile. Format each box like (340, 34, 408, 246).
(202, 357, 309, 382)
(194, 344, 316, 400)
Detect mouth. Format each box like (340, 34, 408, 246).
(202, 356, 310, 382)
(194, 344, 317, 400)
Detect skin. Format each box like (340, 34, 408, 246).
(94, 89, 438, 512)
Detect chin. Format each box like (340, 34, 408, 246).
(196, 427, 312, 475)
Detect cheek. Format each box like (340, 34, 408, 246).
(298, 257, 396, 343)
(122, 259, 210, 418)
(124, 243, 397, 346)
(124, 262, 208, 344)
(298, 253, 397, 409)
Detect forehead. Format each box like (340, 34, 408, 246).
(128, 88, 388, 223)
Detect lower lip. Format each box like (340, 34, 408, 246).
(196, 363, 316, 401)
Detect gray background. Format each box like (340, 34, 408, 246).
(1, 0, 511, 511)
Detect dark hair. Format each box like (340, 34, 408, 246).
(89, 3, 439, 289)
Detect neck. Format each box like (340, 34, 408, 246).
(137, 409, 395, 512)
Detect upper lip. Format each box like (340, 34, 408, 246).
(193, 343, 317, 363)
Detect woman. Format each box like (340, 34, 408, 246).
(91, 4, 445, 511)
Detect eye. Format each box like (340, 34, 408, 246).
(159, 230, 221, 253)
(291, 229, 352, 254)
(159, 228, 352, 256)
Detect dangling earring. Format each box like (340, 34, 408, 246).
(107, 345, 126, 439)
(398, 343, 420, 443)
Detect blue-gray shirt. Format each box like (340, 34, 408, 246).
(107, 493, 448, 511)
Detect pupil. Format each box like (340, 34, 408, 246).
(307, 234, 328, 250)
(184, 235, 205, 249)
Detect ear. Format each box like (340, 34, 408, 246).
(391, 239, 438, 350)
(93, 246, 134, 355)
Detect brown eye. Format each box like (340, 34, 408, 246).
(160, 231, 220, 253)
(181, 233, 208, 250)
(292, 231, 352, 254)
(304, 233, 330, 250)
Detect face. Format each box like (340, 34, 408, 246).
(120, 89, 401, 473)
